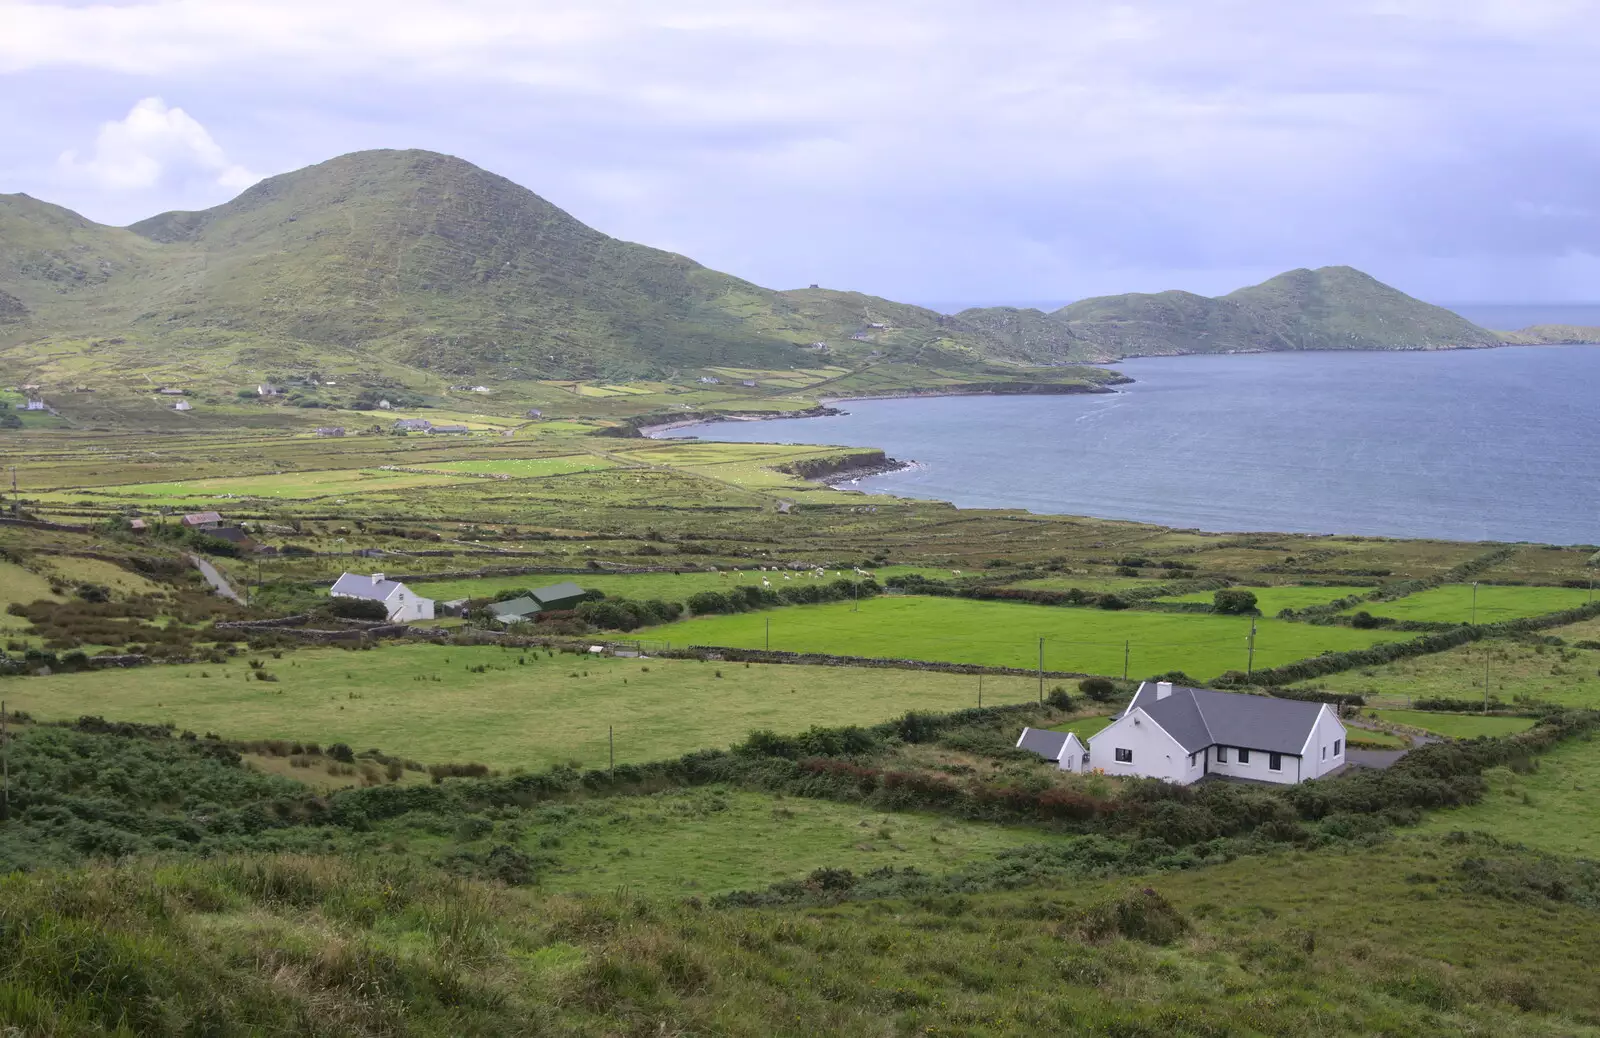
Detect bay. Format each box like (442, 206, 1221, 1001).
(660, 346, 1600, 545)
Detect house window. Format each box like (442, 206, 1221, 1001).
(1334, 739, 1342, 756)
(1216, 746, 1228, 764)
(1238, 748, 1251, 765)
(1189, 752, 1197, 767)
(1321, 746, 1327, 760)
(1269, 752, 1283, 772)
(1114, 748, 1133, 764)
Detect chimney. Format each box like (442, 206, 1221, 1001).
(1156, 681, 1173, 700)
(371, 572, 385, 583)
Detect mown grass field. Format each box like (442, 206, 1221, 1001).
(1297, 622, 1600, 707)
(1352, 583, 1595, 624)
(4, 645, 1038, 768)
(647, 596, 1399, 679)
(1373, 710, 1537, 739)
(1159, 585, 1372, 611)
(409, 565, 950, 603)
(46, 468, 476, 502)
(1413, 736, 1600, 857)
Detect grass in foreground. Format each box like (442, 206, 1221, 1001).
(4, 834, 1598, 1036)
(3, 645, 1036, 769)
(647, 595, 1399, 679)
(1159, 584, 1372, 611)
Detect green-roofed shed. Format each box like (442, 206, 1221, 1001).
(531, 581, 587, 611)
(487, 596, 542, 623)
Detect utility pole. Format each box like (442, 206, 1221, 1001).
(1037, 637, 1044, 703)
(765, 616, 770, 651)
(1246, 618, 1257, 679)
(1123, 640, 1130, 681)
(977, 674, 982, 708)
(1, 700, 8, 823)
(1471, 582, 1478, 626)
(609, 725, 615, 773)
(1484, 659, 1490, 714)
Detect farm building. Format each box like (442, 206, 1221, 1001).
(530, 581, 587, 611)
(1015, 728, 1088, 772)
(180, 511, 223, 530)
(377, 399, 392, 409)
(172, 400, 192, 411)
(488, 596, 543, 624)
(315, 426, 345, 437)
(526, 409, 542, 418)
(1083, 681, 1346, 786)
(393, 418, 432, 432)
(427, 424, 470, 434)
(257, 384, 280, 397)
(329, 572, 435, 622)
(159, 387, 186, 396)
(207, 527, 259, 551)
(24, 398, 45, 411)
(128, 519, 147, 532)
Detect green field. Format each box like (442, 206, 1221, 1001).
(420, 457, 614, 477)
(509, 787, 1068, 895)
(647, 596, 1399, 679)
(1047, 714, 1117, 739)
(4, 645, 1037, 768)
(1353, 583, 1595, 624)
(1373, 710, 1537, 739)
(1001, 575, 1170, 594)
(46, 468, 473, 501)
(1414, 737, 1600, 857)
(410, 565, 951, 604)
(1296, 624, 1600, 707)
(1159, 585, 1371, 611)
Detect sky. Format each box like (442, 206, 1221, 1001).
(3, 0, 1600, 306)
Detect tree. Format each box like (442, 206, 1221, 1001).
(1079, 677, 1117, 702)
(1213, 588, 1259, 615)
(1046, 685, 1074, 709)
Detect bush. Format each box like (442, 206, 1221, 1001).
(1350, 610, 1389, 629)
(1079, 677, 1117, 702)
(1068, 887, 1190, 945)
(328, 598, 389, 621)
(1045, 686, 1074, 710)
(1213, 588, 1259, 614)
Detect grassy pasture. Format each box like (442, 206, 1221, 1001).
(1353, 583, 1594, 624)
(5, 645, 1035, 768)
(419, 457, 613, 477)
(1373, 710, 1537, 739)
(410, 565, 952, 604)
(1295, 628, 1600, 708)
(45, 468, 475, 502)
(494, 787, 1069, 895)
(1000, 575, 1169, 594)
(0, 561, 63, 631)
(1158, 585, 1372, 611)
(1047, 714, 1117, 739)
(647, 596, 1399, 679)
(1412, 737, 1600, 857)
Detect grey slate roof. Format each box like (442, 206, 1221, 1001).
(330, 572, 405, 601)
(1016, 727, 1072, 760)
(1124, 683, 1324, 755)
(531, 581, 586, 605)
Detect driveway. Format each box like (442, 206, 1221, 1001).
(189, 554, 244, 604)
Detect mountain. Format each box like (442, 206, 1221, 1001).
(957, 266, 1502, 363)
(0, 149, 1509, 392)
(0, 150, 996, 385)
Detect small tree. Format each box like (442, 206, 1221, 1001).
(1212, 588, 1259, 615)
(1046, 685, 1074, 709)
(1079, 677, 1117, 702)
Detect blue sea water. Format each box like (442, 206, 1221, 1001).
(661, 346, 1600, 544)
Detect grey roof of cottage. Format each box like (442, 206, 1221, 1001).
(330, 572, 405, 601)
(1016, 727, 1074, 760)
(1118, 683, 1326, 755)
(531, 581, 586, 605)
(488, 596, 542, 618)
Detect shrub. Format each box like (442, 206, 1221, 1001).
(1068, 887, 1189, 945)
(1078, 677, 1117, 702)
(1213, 588, 1259, 615)
(1045, 686, 1074, 710)
(328, 598, 389, 621)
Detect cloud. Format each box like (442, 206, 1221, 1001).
(58, 97, 260, 193)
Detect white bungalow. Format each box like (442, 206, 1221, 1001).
(1087, 681, 1346, 786)
(329, 572, 435, 621)
(1016, 728, 1089, 772)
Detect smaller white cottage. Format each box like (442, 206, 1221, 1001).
(1016, 727, 1089, 772)
(329, 572, 434, 621)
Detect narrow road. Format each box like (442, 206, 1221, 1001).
(189, 554, 244, 604)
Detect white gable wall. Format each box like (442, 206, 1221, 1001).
(384, 585, 434, 622)
(1059, 732, 1087, 773)
(1088, 709, 1200, 785)
(1300, 705, 1348, 779)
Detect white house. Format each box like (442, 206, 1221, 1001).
(329, 572, 435, 621)
(1016, 727, 1088, 772)
(24, 398, 45, 411)
(172, 400, 192, 411)
(1087, 681, 1346, 786)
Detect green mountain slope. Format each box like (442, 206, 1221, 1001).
(958, 266, 1502, 363)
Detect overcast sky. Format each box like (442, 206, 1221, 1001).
(4, 0, 1599, 305)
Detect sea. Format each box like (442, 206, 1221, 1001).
(658, 344, 1600, 545)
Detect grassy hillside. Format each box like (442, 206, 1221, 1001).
(957, 265, 1501, 362)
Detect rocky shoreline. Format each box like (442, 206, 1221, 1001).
(634, 404, 845, 438)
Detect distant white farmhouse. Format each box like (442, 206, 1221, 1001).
(1084, 681, 1346, 786)
(1015, 728, 1088, 772)
(24, 398, 45, 411)
(329, 572, 435, 621)
(172, 400, 192, 411)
